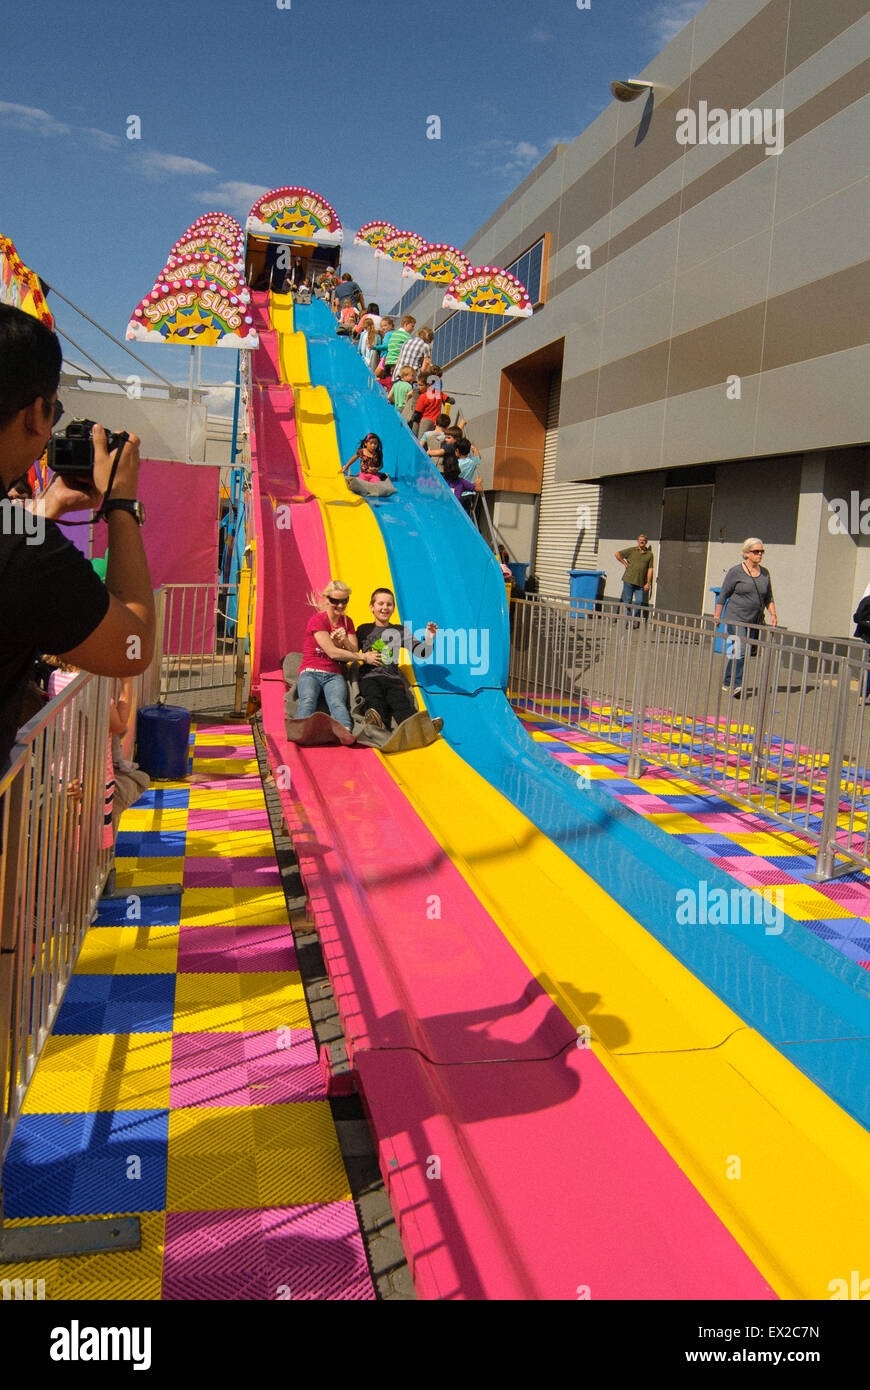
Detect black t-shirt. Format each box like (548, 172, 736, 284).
(0, 497, 110, 766)
(355, 622, 432, 683)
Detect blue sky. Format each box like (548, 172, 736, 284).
(0, 0, 704, 411)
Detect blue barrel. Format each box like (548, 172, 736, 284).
(136, 705, 191, 780)
(508, 562, 528, 591)
(568, 569, 606, 614)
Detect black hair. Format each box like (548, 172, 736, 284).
(369, 587, 395, 605)
(443, 458, 461, 484)
(435, 413, 451, 428)
(366, 302, 380, 314)
(359, 433, 384, 467)
(0, 304, 62, 430)
(455, 439, 471, 456)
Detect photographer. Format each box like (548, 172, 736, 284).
(0, 303, 155, 767)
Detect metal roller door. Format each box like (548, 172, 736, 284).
(533, 374, 600, 598)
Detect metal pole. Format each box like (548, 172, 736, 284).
(810, 656, 851, 881)
(186, 346, 195, 465)
(229, 351, 242, 466)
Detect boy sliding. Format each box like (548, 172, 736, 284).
(355, 588, 437, 730)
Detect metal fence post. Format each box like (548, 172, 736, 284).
(810, 656, 852, 882)
(627, 616, 652, 778)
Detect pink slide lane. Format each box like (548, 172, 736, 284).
(361, 1048, 776, 1302)
(248, 379, 330, 690)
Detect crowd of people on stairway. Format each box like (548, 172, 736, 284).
(297, 271, 485, 514)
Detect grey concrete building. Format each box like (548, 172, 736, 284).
(400, 0, 870, 635)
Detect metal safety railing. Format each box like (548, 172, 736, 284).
(158, 581, 245, 702)
(1, 600, 162, 1176)
(509, 593, 870, 881)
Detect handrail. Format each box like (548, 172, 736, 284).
(509, 593, 870, 881)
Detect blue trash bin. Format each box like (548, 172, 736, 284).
(568, 569, 606, 614)
(508, 562, 528, 592)
(136, 705, 192, 781)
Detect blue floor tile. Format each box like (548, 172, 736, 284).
(115, 831, 188, 858)
(54, 975, 176, 1034)
(2, 1110, 169, 1217)
(135, 789, 189, 809)
(91, 893, 182, 927)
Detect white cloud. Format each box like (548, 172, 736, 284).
(0, 102, 70, 137)
(201, 382, 240, 418)
(649, 0, 706, 47)
(82, 126, 122, 151)
(194, 180, 271, 217)
(136, 151, 218, 179)
(466, 138, 543, 176)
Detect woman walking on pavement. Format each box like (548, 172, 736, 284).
(714, 538, 777, 698)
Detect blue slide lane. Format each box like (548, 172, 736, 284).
(294, 303, 870, 1130)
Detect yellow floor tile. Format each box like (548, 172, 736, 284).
(645, 812, 719, 834)
(114, 860, 186, 890)
(188, 787, 266, 808)
(0, 1211, 166, 1299)
(75, 925, 179, 976)
(173, 972, 307, 1031)
(166, 1104, 350, 1210)
(22, 1033, 172, 1113)
(116, 809, 189, 832)
(178, 888, 289, 927)
(777, 884, 857, 920)
(182, 832, 274, 858)
(723, 831, 813, 855)
(191, 758, 259, 777)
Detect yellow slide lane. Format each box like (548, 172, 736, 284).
(275, 302, 870, 1298)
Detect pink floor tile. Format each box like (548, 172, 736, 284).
(708, 856, 796, 886)
(176, 922, 298, 972)
(183, 857, 282, 888)
(170, 1031, 320, 1107)
(615, 793, 682, 813)
(813, 880, 870, 912)
(186, 809, 271, 832)
(162, 1204, 374, 1300)
(188, 775, 263, 791)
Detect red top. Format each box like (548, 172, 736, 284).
(417, 389, 445, 422)
(301, 611, 356, 674)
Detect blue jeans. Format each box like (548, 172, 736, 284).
(296, 669, 352, 730)
(723, 624, 760, 689)
(621, 582, 648, 618)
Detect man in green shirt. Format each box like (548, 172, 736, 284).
(615, 534, 654, 621)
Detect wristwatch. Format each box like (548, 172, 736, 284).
(103, 498, 145, 526)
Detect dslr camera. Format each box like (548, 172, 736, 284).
(46, 418, 126, 481)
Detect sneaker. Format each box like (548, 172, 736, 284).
(732, 686, 743, 699)
(721, 684, 730, 694)
(363, 708, 384, 728)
